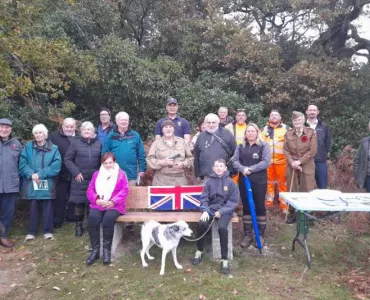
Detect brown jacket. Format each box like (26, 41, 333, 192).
(283, 127, 317, 175)
(147, 137, 193, 186)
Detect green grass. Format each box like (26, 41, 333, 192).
(5, 214, 370, 300)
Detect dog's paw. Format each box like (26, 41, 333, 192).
(175, 264, 183, 270)
(147, 255, 154, 260)
(142, 263, 149, 268)
(159, 270, 164, 276)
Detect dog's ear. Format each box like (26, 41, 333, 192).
(171, 225, 180, 232)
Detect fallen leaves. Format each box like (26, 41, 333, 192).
(52, 286, 60, 291)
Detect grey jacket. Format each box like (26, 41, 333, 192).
(354, 136, 370, 189)
(0, 136, 22, 193)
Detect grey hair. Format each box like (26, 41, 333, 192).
(205, 113, 220, 124)
(218, 107, 228, 113)
(80, 121, 95, 133)
(32, 124, 48, 139)
(63, 117, 76, 125)
(115, 112, 129, 121)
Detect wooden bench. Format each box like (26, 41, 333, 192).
(111, 186, 239, 260)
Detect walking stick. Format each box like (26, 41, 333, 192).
(284, 169, 295, 222)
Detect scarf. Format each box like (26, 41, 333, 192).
(95, 163, 120, 201)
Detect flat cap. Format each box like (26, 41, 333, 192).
(0, 118, 12, 127)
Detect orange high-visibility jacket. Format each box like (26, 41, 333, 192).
(261, 123, 290, 165)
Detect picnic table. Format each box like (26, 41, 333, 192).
(280, 191, 370, 268)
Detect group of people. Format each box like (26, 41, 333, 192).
(3, 96, 369, 275)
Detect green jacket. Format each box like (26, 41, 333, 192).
(354, 136, 370, 189)
(19, 140, 61, 200)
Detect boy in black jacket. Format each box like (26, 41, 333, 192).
(191, 159, 239, 274)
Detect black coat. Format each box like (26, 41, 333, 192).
(64, 137, 102, 204)
(49, 130, 76, 180)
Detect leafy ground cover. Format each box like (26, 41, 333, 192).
(1, 209, 370, 300)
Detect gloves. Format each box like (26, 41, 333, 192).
(200, 211, 209, 222)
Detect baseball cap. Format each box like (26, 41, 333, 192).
(167, 98, 178, 105)
(0, 118, 13, 127)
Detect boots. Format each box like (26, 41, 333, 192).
(103, 226, 114, 265)
(256, 215, 267, 248)
(240, 215, 253, 248)
(86, 227, 100, 265)
(75, 222, 84, 237)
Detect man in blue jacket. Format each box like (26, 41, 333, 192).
(0, 118, 22, 248)
(102, 112, 147, 186)
(306, 104, 332, 189)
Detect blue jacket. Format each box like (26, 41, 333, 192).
(0, 136, 22, 193)
(102, 128, 146, 180)
(306, 119, 332, 162)
(19, 140, 61, 200)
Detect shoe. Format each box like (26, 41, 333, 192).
(103, 226, 114, 265)
(239, 235, 253, 248)
(86, 227, 100, 265)
(25, 234, 36, 241)
(286, 215, 297, 224)
(191, 250, 203, 265)
(75, 222, 84, 237)
(44, 233, 54, 240)
(86, 249, 100, 265)
(220, 259, 230, 275)
(0, 237, 15, 248)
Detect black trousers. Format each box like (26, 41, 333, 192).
(87, 209, 121, 232)
(29, 200, 54, 235)
(54, 179, 71, 226)
(239, 176, 267, 217)
(196, 213, 232, 260)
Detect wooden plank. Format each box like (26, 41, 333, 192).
(126, 186, 148, 209)
(116, 212, 239, 223)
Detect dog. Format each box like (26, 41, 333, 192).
(140, 220, 193, 275)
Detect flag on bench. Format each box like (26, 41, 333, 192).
(148, 186, 203, 210)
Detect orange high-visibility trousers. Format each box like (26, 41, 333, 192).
(265, 164, 287, 211)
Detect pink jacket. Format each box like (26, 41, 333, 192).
(86, 169, 129, 214)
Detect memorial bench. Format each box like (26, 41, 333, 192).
(111, 186, 239, 260)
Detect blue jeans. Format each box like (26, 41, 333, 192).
(0, 193, 17, 238)
(315, 162, 328, 189)
(29, 200, 54, 235)
(365, 176, 370, 192)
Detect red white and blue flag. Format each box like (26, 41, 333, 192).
(148, 186, 204, 210)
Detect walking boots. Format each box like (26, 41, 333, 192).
(240, 215, 253, 248)
(103, 226, 114, 265)
(256, 215, 267, 247)
(86, 227, 100, 265)
(75, 222, 84, 237)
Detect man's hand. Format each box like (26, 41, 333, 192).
(214, 211, 221, 218)
(75, 173, 84, 182)
(138, 172, 145, 177)
(243, 167, 251, 176)
(200, 211, 209, 222)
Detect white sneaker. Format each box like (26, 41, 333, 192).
(25, 234, 36, 241)
(43, 233, 54, 240)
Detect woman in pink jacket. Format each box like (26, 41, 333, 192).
(86, 152, 129, 265)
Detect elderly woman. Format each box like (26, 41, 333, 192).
(64, 121, 102, 236)
(232, 123, 271, 248)
(354, 121, 370, 192)
(19, 124, 61, 241)
(86, 152, 129, 265)
(283, 111, 317, 224)
(147, 119, 193, 186)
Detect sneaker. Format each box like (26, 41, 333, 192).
(25, 234, 36, 241)
(285, 215, 296, 224)
(44, 233, 54, 240)
(191, 250, 203, 265)
(220, 259, 230, 275)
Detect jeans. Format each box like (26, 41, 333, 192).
(196, 213, 232, 260)
(29, 200, 54, 235)
(54, 179, 71, 226)
(315, 162, 328, 189)
(239, 176, 267, 217)
(0, 193, 17, 237)
(87, 209, 121, 231)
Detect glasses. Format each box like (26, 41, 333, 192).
(237, 109, 246, 112)
(206, 121, 217, 124)
(100, 113, 109, 116)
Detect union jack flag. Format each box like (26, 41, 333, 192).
(148, 186, 204, 210)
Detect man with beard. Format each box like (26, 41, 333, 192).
(194, 114, 236, 183)
(155, 98, 191, 144)
(97, 108, 114, 144)
(50, 118, 77, 228)
(305, 104, 332, 189)
(225, 109, 248, 146)
(261, 110, 290, 212)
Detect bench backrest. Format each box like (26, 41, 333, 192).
(126, 186, 149, 209)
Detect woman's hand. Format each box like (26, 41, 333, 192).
(31, 173, 39, 181)
(96, 199, 105, 207)
(75, 173, 84, 182)
(172, 162, 184, 171)
(164, 158, 174, 167)
(105, 200, 115, 209)
(243, 167, 251, 176)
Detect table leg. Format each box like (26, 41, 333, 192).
(291, 210, 312, 269)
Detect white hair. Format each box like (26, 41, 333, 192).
(115, 112, 129, 121)
(205, 113, 220, 124)
(63, 117, 76, 125)
(32, 124, 48, 139)
(80, 121, 95, 133)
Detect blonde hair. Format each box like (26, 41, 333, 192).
(32, 124, 48, 139)
(244, 123, 263, 145)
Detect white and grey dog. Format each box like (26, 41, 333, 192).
(140, 220, 193, 275)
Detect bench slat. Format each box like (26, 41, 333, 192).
(116, 212, 239, 223)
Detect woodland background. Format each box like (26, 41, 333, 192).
(1, 0, 370, 155)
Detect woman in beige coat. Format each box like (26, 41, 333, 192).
(147, 119, 193, 186)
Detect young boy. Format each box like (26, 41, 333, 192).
(191, 159, 239, 274)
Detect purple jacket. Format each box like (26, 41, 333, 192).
(86, 169, 129, 214)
